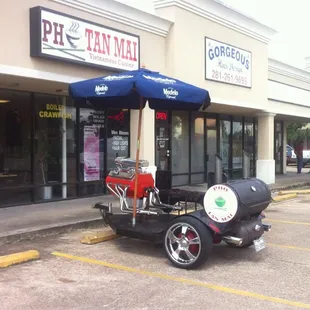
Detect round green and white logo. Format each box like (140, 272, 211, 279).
(203, 184, 238, 223)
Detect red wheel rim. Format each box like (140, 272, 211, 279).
(177, 230, 199, 254)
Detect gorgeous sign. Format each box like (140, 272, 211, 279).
(205, 37, 252, 88)
(30, 7, 140, 71)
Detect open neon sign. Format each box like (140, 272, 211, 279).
(156, 112, 167, 121)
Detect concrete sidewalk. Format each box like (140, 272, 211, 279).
(178, 171, 310, 193)
(270, 170, 310, 191)
(0, 195, 118, 245)
(1, 170, 310, 245)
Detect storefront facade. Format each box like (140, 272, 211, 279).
(153, 0, 310, 186)
(154, 109, 257, 187)
(1, 0, 310, 207)
(0, 0, 171, 207)
(153, 0, 275, 186)
(0, 88, 132, 206)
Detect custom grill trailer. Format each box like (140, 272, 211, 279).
(93, 157, 271, 269)
(69, 68, 272, 270)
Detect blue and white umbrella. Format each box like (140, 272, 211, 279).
(69, 68, 211, 110)
(69, 68, 211, 226)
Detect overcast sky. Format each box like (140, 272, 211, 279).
(221, 0, 310, 68)
(117, 0, 309, 69)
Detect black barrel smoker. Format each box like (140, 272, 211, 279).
(94, 157, 272, 270)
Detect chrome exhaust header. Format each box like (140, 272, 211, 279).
(222, 236, 243, 246)
(263, 223, 271, 232)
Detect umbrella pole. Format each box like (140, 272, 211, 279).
(132, 97, 143, 227)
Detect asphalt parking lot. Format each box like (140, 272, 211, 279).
(1, 194, 310, 310)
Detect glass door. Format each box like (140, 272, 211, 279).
(190, 112, 205, 184)
(155, 123, 170, 172)
(232, 119, 243, 179)
(206, 118, 217, 185)
(274, 121, 283, 174)
(155, 110, 172, 189)
(171, 111, 189, 186)
(219, 118, 231, 178)
(244, 119, 255, 176)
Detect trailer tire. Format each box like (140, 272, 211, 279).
(164, 216, 213, 269)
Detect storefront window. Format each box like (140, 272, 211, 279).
(0, 89, 132, 206)
(34, 94, 76, 201)
(219, 119, 231, 175)
(172, 111, 189, 186)
(66, 97, 77, 196)
(232, 119, 243, 179)
(191, 112, 204, 184)
(106, 108, 130, 172)
(0, 89, 32, 207)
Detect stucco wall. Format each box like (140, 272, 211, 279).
(268, 80, 310, 118)
(0, 0, 170, 165)
(162, 7, 269, 111)
(1, 0, 166, 79)
(268, 71, 310, 91)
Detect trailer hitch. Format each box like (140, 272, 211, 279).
(92, 202, 113, 226)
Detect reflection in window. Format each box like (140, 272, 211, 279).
(206, 118, 216, 128)
(219, 120, 231, 171)
(191, 113, 204, 183)
(244, 121, 254, 176)
(172, 111, 189, 185)
(106, 108, 130, 172)
(34, 94, 76, 201)
(232, 121, 243, 178)
(275, 121, 283, 174)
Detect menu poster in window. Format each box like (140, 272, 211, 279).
(83, 125, 100, 181)
(111, 130, 129, 153)
(91, 110, 105, 127)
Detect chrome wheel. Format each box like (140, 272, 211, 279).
(165, 222, 201, 266)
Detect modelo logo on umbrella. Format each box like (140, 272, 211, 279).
(163, 87, 178, 99)
(203, 184, 238, 223)
(143, 75, 176, 84)
(103, 75, 134, 81)
(95, 84, 109, 95)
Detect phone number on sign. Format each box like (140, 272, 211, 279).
(211, 70, 249, 86)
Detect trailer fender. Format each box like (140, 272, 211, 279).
(177, 209, 221, 234)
